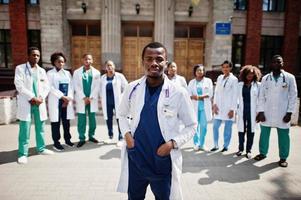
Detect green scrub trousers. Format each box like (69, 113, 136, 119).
(259, 125, 290, 159)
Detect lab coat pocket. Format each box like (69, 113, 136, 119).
(162, 106, 178, 128)
(155, 154, 172, 175)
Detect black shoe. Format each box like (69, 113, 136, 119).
(65, 141, 74, 147)
(254, 154, 266, 161)
(77, 141, 86, 148)
(279, 159, 288, 168)
(210, 147, 219, 152)
(53, 143, 64, 151)
(89, 138, 99, 143)
(221, 148, 228, 152)
(236, 151, 243, 156)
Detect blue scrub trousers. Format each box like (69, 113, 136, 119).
(193, 109, 207, 148)
(213, 119, 233, 149)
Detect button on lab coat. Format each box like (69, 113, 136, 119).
(73, 66, 101, 114)
(99, 72, 128, 120)
(116, 75, 197, 200)
(187, 77, 213, 122)
(47, 68, 75, 122)
(14, 62, 50, 121)
(237, 81, 260, 132)
(257, 70, 297, 129)
(213, 73, 238, 121)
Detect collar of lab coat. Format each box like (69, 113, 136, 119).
(26, 61, 41, 73)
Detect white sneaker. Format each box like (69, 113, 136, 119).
(39, 149, 54, 155)
(116, 140, 124, 147)
(193, 145, 200, 151)
(17, 156, 28, 164)
(104, 138, 113, 144)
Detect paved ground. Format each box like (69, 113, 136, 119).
(1, 116, 301, 200)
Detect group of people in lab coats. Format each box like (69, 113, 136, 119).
(14, 47, 127, 164)
(14, 44, 297, 199)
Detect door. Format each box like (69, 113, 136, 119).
(122, 23, 153, 81)
(174, 24, 204, 81)
(71, 22, 101, 71)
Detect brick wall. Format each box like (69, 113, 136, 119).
(9, 0, 28, 67)
(244, 0, 262, 66)
(283, 0, 300, 74)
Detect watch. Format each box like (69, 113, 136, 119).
(171, 139, 178, 149)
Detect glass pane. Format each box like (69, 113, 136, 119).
(124, 25, 137, 37)
(139, 25, 153, 37)
(5, 30, 10, 43)
(72, 24, 86, 36)
(270, 0, 276, 11)
(277, 0, 285, 11)
(28, 0, 38, 5)
(6, 44, 12, 68)
(175, 26, 188, 38)
(190, 26, 203, 38)
(0, 44, 5, 68)
(3, 0, 10, 4)
(0, 30, 4, 42)
(88, 24, 100, 36)
(263, 0, 269, 11)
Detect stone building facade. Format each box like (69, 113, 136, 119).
(0, 0, 300, 90)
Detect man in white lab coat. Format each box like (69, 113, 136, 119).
(14, 47, 54, 164)
(255, 55, 297, 168)
(117, 42, 197, 200)
(211, 60, 238, 152)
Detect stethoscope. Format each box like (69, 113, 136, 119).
(265, 72, 287, 88)
(25, 63, 32, 76)
(128, 82, 170, 101)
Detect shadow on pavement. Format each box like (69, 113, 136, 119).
(0, 142, 104, 165)
(99, 148, 121, 160)
(181, 147, 278, 184)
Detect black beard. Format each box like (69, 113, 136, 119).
(147, 74, 163, 79)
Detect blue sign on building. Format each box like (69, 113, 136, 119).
(215, 22, 231, 35)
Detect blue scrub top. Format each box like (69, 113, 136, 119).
(128, 81, 172, 180)
(242, 84, 251, 118)
(196, 81, 204, 111)
(106, 76, 115, 106)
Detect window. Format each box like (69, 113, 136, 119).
(72, 22, 101, 36)
(123, 24, 153, 37)
(0, 0, 9, 4)
(28, 30, 42, 65)
(28, 0, 39, 5)
(263, 0, 285, 12)
(260, 36, 283, 72)
(0, 30, 12, 68)
(232, 34, 245, 69)
(175, 25, 203, 38)
(234, 0, 247, 10)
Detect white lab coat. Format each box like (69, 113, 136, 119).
(47, 68, 75, 122)
(100, 72, 128, 120)
(116, 75, 197, 200)
(237, 81, 260, 132)
(14, 62, 50, 121)
(187, 77, 213, 122)
(169, 74, 187, 89)
(257, 70, 297, 129)
(73, 66, 101, 114)
(213, 73, 238, 121)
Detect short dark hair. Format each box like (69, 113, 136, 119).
(193, 64, 205, 76)
(222, 60, 233, 68)
(28, 46, 40, 55)
(167, 61, 176, 68)
(272, 55, 282, 60)
(141, 42, 167, 60)
(50, 52, 67, 66)
(239, 65, 262, 83)
(82, 53, 93, 58)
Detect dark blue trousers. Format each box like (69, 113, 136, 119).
(106, 103, 122, 140)
(51, 107, 71, 145)
(238, 114, 254, 153)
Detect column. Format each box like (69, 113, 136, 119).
(154, 0, 174, 60)
(101, 0, 121, 70)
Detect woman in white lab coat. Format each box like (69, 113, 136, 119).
(47, 52, 75, 151)
(100, 60, 128, 146)
(188, 64, 213, 151)
(236, 65, 261, 159)
(73, 54, 101, 148)
(14, 47, 53, 164)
